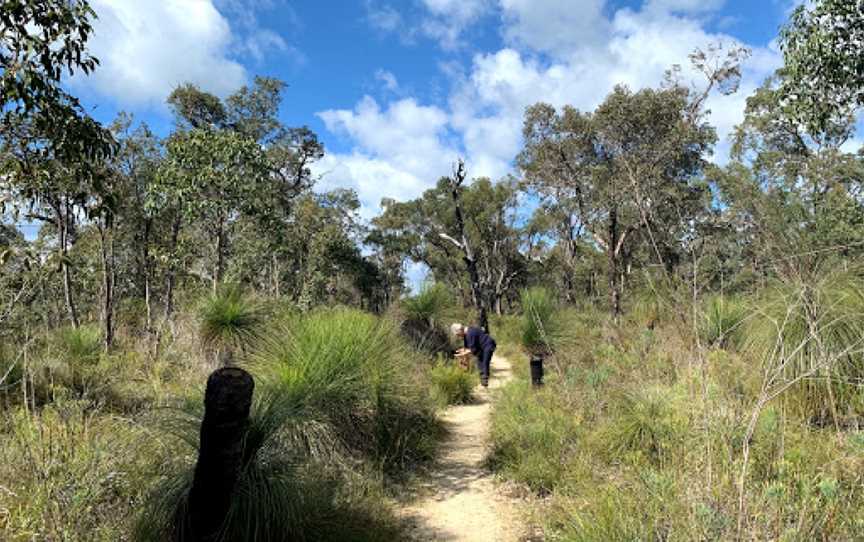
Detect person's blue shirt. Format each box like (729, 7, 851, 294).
(464, 326, 496, 356)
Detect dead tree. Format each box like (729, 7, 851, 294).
(440, 159, 490, 332)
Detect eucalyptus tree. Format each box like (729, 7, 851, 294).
(159, 78, 323, 308)
(519, 86, 715, 316)
(779, 0, 864, 133)
(715, 76, 864, 281)
(518, 46, 749, 316)
(0, 0, 116, 328)
(371, 172, 526, 328)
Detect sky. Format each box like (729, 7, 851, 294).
(67, 0, 816, 223)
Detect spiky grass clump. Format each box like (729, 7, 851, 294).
(399, 283, 454, 355)
(27, 325, 106, 399)
(488, 380, 580, 493)
(520, 287, 560, 356)
(401, 282, 452, 325)
(197, 284, 265, 355)
(699, 295, 748, 349)
(605, 385, 688, 465)
(257, 308, 441, 473)
(55, 324, 103, 366)
(430, 359, 477, 407)
(745, 268, 864, 419)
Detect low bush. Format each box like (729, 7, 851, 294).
(488, 380, 580, 493)
(490, 296, 864, 541)
(429, 359, 476, 406)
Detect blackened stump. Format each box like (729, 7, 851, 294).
(530, 355, 544, 387)
(180, 367, 254, 541)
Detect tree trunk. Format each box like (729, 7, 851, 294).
(607, 207, 622, 319)
(447, 160, 490, 333)
(98, 220, 115, 351)
(59, 199, 80, 329)
(164, 214, 182, 320)
(141, 219, 154, 334)
(213, 218, 226, 293)
(179, 367, 254, 542)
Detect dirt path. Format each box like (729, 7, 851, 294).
(400, 355, 524, 541)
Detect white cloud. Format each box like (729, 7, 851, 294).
(313, 153, 431, 219)
(644, 0, 726, 14)
(316, 97, 459, 216)
(77, 0, 291, 105)
(328, 1, 783, 216)
(421, 0, 491, 49)
(499, 0, 610, 56)
(375, 69, 400, 92)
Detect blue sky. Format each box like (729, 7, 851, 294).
(70, 0, 809, 221)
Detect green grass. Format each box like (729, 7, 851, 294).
(255, 307, 441, 472)
(401, 282, 452, 325)
(489, 295, 864, 540)
(0, 402, 155, 541)
(699, 294, 748, 349)
(429, 358, 476, 407)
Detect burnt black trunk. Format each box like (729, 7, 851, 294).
(178, 367, 254, 541)
(530, 355, 544, 387)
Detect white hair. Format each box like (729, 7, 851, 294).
(450, 323, 465, 336)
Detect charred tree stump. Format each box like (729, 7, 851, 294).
(530, 355, 544, 387)
(179, 367, 254, 541)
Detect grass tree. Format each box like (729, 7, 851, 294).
(520, 287, 560, 386)
(197, 284, 265, 364)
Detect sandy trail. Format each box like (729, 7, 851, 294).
(400, 356, 524, 541)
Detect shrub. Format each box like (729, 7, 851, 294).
(135, 387, 400, 542)
(399, 283, 454, 355)
(430, 359, 476, 406)
(745, 268, 864, 419)
(488, 381, 579, 493)
(0, 402, 153, 541)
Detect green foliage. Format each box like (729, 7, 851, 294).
(54, 324, 102, 366)
(491, 301, 864, 541)
(256, 308, 441, 472)
(520, 287, 559, 355)
(402, 282, 452, 325)
(0, 0, 99, 113)
(745, 267, 864, 419)
(429, 359, 476, 407)
(197, 284, 265, 354)
(0, 402, 155, 541)
(699, 295, 748, 349)
(488, 380, 580, 493)
(779, 0, 864, 132)
(135, 387, 400, 542)
(606, 385, 688, 465)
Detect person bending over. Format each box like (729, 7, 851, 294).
(451, 323, 496, 388)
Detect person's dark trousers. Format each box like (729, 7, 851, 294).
(478, 348, 495, 386)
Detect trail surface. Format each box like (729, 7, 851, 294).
(400, 356, 524, 541)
